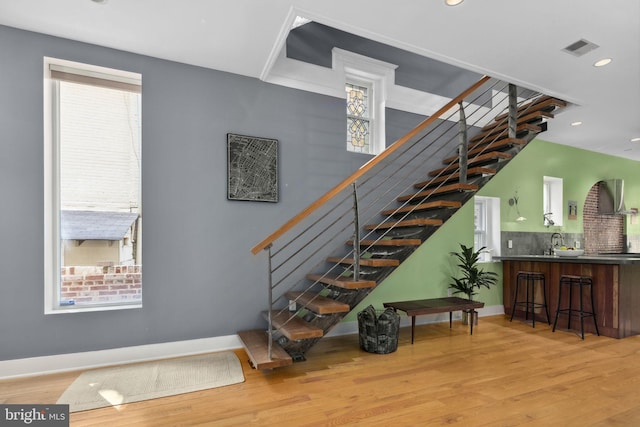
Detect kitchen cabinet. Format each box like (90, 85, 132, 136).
(496, 255, 640, 338)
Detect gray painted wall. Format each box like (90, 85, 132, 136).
(0, 25, 434, 361)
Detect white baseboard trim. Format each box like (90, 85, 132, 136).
(2, 305, 504, 379)
(327, 304, 504, 337)
(0, 335, 243, 380)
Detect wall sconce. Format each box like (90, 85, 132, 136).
(544, 212, 555, 227)
(508, 192, 527, 222)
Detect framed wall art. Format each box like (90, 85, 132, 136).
(568, 200, 577, 220)
(227, 133, 279, 202)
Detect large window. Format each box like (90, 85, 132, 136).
(44, 58, 142, 313)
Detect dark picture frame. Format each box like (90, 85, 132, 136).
(227, 133, 279, 202)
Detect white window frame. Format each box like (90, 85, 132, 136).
(475, 196, 501, 263)
(543, 176, 563, 226)
(333, 48, 395, 155)
(43, 57, 142, 314)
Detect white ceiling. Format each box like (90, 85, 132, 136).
(1, 0, 639, 159)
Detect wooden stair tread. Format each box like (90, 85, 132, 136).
(268, 310, 324, 340)
(307, 273, 376, 289)
(365, 218, 443, 230)
(414, 167, 496, 189)
(467, 137, 526, 154)
(238, 329, 292, 370)
(398, 183, 478, 203)
(350, 239, 422, 247)
(382, 200, 461, 216)
(326, 256, 400, 267)
(428, 152, 511, 177)
(481, 110, 554, 132)
(442, 138, 526, 164)
(470, 123, 541, 143)
(493, 96, 566, 122)
(285, 291, 350, 314)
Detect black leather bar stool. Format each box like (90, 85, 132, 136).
(553, 275, 600, 340)
(510, 271, 550, 327)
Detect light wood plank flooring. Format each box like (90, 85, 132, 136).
(3, 315, 640, 426)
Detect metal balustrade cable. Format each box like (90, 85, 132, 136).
(268, 77, 506, 335)
(258, 76, 551, 350)
(352, 80, 511, 240)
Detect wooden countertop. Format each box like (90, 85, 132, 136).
(494, 254, 640, 264)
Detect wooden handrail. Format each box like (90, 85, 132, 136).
(251, 75, 491, 255)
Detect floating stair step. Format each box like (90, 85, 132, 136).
(493, 96, 566, 122)
(428, 152, 511, 177)
(326, 257, 400, 267)
(470, 123, 541, 143)
(382, 200, 461, 216)
(414, 167, 496, 189)
(442, 138, 526, 164)
(307, 273, 376, 289)
(267, 310, 324, 340)
(285, 291, 350, 315)
(466, 137, 526, 155)
(398, 183, 478, 203)
(365, 218, 443, 230)
(348, 238, 422, 247)
(481, 110, 554, 132)
(238, 329, 292, 370)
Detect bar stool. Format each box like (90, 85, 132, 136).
(510, 271, 550, 327)
(553, 275, 600, 340)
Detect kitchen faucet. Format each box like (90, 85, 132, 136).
(550, 232, 564, 254)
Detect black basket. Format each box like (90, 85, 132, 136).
(357, 305, 400, 354)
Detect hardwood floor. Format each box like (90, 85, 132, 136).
(3, 315, 640, 426)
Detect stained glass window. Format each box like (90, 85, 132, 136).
(346, 82, 371, 153)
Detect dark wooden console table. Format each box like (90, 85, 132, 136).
(383, 297, 485, 343)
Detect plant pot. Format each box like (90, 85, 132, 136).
(461, 309, 478, 325)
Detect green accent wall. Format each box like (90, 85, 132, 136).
(344, 138, 640, 319)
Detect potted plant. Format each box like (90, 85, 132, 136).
(449, 243, 498, 324)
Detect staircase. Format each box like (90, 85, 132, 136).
(239, 77, 566, 369)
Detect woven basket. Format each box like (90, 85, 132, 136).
(357, 305, 400, 354)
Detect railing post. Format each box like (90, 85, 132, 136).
(508, 83, 517, 139)
(457, 101, 468, 184)
(266, 244, 273, 360)
(352, 182, 360, 281)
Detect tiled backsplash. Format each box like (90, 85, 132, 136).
(501, 231, 584, 256)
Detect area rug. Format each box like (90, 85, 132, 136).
(57, 351, 244, 412)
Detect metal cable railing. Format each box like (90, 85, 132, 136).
(255, 76, 551, 359)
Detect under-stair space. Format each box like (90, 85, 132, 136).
(239, 78, 566, 370)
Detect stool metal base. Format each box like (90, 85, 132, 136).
(510, 271, 550, 328)
(553, 275, 600, 340)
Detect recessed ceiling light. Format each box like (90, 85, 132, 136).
(91, 0, 108, 4)
(594, 58, 612, 67)
(571, 121, 583, 126)
(445, 0, 464, 5)
(631, 137, 640, 142)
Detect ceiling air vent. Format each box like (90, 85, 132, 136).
(562, 39, 599, 57)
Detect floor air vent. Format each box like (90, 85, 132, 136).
(562, 39, 599, 57)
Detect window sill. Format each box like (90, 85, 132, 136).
(45, 302, 142, 315)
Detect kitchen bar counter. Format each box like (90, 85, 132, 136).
(495, 255, 640, 338)
(495, 254, 640, 264)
